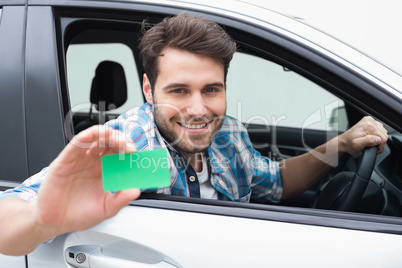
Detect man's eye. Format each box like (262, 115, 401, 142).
(172, 89, 184, 93)
(205, 88, 218, 93)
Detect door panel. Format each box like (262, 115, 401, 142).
(27, 202, 402, 267)
(0, 255, 25, 268)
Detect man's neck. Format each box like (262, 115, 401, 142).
(180, 152, 203, 173)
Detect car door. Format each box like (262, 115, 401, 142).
(27, 198, 402, 267)
(11, 1, 402, 267)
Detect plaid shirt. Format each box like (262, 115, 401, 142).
(0, 103, 283, 203)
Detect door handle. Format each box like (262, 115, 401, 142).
(66, 245, 178, 268)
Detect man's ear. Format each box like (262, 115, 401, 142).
(143, 73, 153, 104)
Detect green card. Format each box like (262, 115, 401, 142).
(101, 149, 170, 191)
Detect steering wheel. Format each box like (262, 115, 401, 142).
(311, 145, 378, 212)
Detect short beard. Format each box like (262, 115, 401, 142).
(153, 103, 225, 155)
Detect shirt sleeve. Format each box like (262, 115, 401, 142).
(0, 167, 48, 202)
(241, 131, 284, 203)
(250, 150, 283, 203)
(0, 168, 57, 244)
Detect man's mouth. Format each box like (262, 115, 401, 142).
(178, 121, 210, 129)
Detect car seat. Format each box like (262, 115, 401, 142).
(74, 60, 127, 134)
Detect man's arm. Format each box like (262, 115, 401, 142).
(0, 126, 140, 256)
(280, 116, 388, 200)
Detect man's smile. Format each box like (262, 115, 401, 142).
(178, 121, 211, 130)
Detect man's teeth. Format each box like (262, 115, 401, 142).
(181, 122, 208, 129)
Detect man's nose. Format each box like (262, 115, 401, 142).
(186, 93, 207, 116)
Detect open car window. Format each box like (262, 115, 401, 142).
(59, 10, 402, 222)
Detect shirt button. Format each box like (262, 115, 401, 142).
(189, 176, 196, 182)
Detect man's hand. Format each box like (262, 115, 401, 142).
(35, 125, 141, 235)
(0, 126, 140, 255)
(281, 116, 388, 200)
(339, 116, 388, 155)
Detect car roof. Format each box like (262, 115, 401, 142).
(3, 0, 402, 96)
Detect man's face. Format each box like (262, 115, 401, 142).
(143, 47, 227, 155)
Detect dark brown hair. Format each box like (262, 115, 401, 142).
(139, 12, 237, 89)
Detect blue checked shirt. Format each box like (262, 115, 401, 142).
(0, 102, 283, 203)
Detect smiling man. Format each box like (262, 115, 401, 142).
(146, 48, 227, 169)
(141, 48, 228, 199)
(0, 12, 388, 255)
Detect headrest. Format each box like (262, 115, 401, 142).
(90, 60, 127, 111)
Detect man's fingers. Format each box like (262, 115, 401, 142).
(371, 120, 388, 154)
(352, 134, 385, 155)
(105, 189, 141, 218)
(357, 117, 388, 153)
(61, 126, 131, 160)
(376, 123, 388, 145)
(367, 118, 387, 137)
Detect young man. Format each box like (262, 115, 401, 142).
(0, 13, 388, 255)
